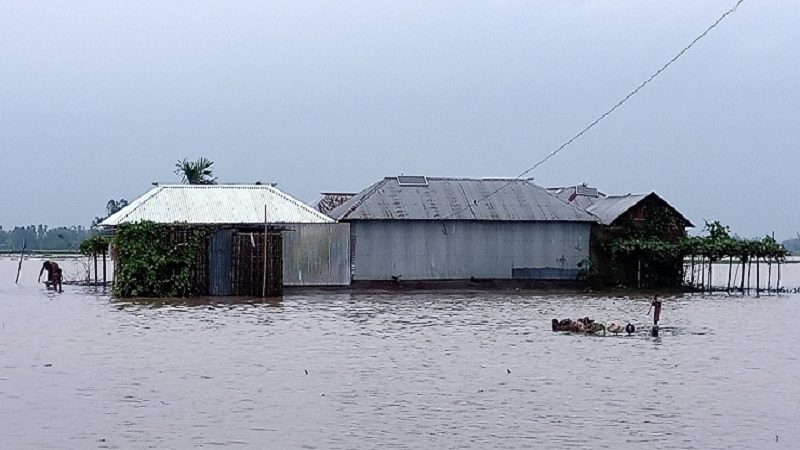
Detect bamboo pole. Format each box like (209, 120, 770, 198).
(740, 256, 746, 294)
(93, 253, 98, 287)
(756, 256, 760, 297)
(777, 260, 781, 294)
(708, 259, 713, 294)
(637, 257, 642, 289)
(727, 256, 733, 294)
(747, 258, 752, 296)
(700, 256, 705, 290)
(102, 249, 107, 287)
(690, 255, 695, 287)
(262, 205, 268, 297)
(767, 259, 772, 295)
(14, 237, 27, 284)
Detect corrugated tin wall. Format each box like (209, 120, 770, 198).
(208, 229, 234, 296)
(351, 221, 591, 281)
(282, 223, 351, 286)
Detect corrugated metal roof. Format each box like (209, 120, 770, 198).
(328, 177, 597, 222)
(101, 184, 334, 226)
(585, 193, 650, 225)
(309, 193, 356, 215)
(547, 185, 606, 211)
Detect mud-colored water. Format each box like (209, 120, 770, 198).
(1, 257, 798, 449)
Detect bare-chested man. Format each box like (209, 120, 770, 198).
(38, 260, 63, 293)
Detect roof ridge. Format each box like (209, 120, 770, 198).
(263, 185, 333, 222)
(102, 186, 163, 226)
(421, 176, 530, 182)
(524, 180, 598, 221)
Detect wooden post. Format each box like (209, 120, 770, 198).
(700, 256, 705, 290)
(262, 205, 268, 297)
(740, 256, 746, 294)
(727, 256, 733, 294)
(102, 249, 107, 287)
(637, 256, 642, 289)
(767, 259, 772, 295)
(14, 237, 27, 284)
(755, 256, 760, 297)
(708, 259, 713, 294)
(777, 259, 781, 294)
(93, 253, 98, 286)
(690, 255, 695, 287)
(747, 258, 752, 295)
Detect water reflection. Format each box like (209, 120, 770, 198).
(113, 296, 285, 309)
(1, 258, 799, 449)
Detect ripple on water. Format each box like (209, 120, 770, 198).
(2, 258, 800, 449)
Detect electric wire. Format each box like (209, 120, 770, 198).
(441, 0, 747, 220)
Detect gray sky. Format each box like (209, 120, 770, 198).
(2, 1, 798, 238)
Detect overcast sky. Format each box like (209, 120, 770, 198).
(1, 1, 797, 238)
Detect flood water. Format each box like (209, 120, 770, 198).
(2, 257, 799, 449)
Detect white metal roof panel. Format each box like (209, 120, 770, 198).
(101, 184, 334, 226)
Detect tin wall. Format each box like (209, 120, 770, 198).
(208, 229, 234, 296)
(351, 221, 590, 281)
(282, 223, 351, 286)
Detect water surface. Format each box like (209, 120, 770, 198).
(1, 257, 798, 449)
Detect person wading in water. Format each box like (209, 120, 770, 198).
(648, 294, 662, 337)
(38, 260, 63, 293)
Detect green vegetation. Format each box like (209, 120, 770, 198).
(112, 221, 209, 298)
(609, 219, 790, 289)
(175, 157, 217, 185)
(79, 234, 111, 256)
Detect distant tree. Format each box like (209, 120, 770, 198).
(174, 157, 217, 185)
(106, 198, 129, 216)
(91, 198, 130, 229)
(783, 233, 800, 255)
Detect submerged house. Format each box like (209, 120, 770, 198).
(327, 176, 597, 283)
(549, 185, 694, 286)
(101, 184, 350, 296)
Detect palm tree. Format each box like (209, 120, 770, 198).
(175, 157, 217, 185)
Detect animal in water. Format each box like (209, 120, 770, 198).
(551, 317, 604, 334)
(607, 323, 624, 334)
(586, 322, 606, 335)
(625, 323, 636, 335)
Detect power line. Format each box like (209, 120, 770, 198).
(443, 0, 746, 219)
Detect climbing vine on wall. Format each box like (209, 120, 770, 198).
(112, 221, 209, 298)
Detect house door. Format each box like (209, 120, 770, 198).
(208, 229, 234, 296)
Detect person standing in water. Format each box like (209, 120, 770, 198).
(38, 260, 63, 293)
(648, 294, 662, 336)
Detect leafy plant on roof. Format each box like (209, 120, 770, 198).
(175, 157, 217, 185)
